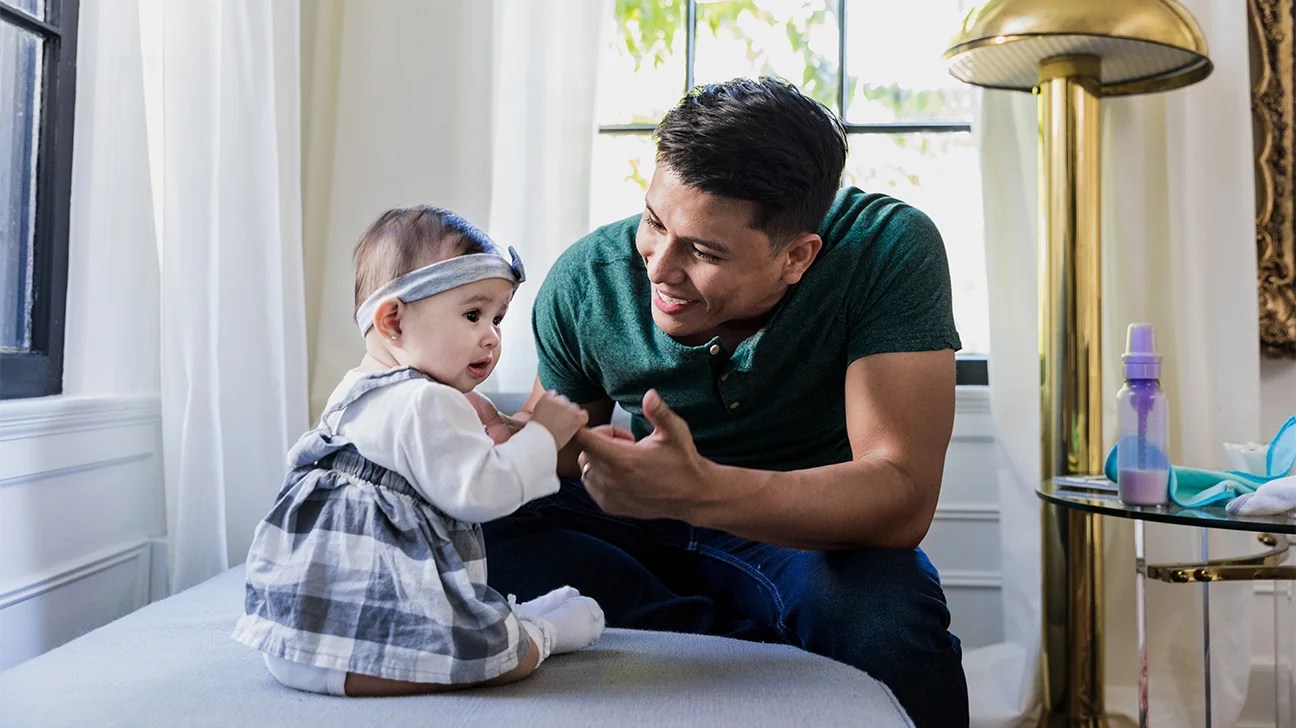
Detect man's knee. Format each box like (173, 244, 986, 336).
(785, 549, 948, 646)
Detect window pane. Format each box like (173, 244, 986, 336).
(2, 1, 45, 21)
(694, 0, 840, 113)
(843, 0, 974, 124)
(598, 1, 688, 125)
(0, 23, 42, 353)
(589, 132, 657, 230)
(843, 132, 988, 353)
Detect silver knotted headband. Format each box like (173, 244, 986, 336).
(355, 245, 526, 334)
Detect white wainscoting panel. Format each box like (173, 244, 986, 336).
(0, 396, 164, 669)
(923, 385, 1002, 650)
(0, 541, 151, 671)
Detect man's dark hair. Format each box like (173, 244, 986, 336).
(653, 76, 847, 246)
(353, 205, 493, 314)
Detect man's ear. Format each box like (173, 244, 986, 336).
(373, 299, 404, 341)
(780, 232, 823, 285)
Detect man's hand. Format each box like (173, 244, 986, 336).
(575, 389, 714, 521)
(463, 390, 528, 445)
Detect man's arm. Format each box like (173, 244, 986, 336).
(576, 349, 955, 550)
(524, 377, 614, 478)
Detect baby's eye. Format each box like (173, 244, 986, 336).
(492, 315, 505, 326)
(464, 310, 480, 323)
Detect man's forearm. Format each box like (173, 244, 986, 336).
(687, 456, 939, 550)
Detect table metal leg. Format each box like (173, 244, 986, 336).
(1135, 520, 1148, 728)
(1200, 528, 1212, 728)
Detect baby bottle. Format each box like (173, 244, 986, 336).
(1116, 323, 1170, 506)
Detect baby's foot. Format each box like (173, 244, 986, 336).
(513, 585, 582, 620)
(538, 596, 605, 654)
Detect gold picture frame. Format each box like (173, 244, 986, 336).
(1250, 0, 1296, 358)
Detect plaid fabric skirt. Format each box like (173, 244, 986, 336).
(232, 448, 527, 684)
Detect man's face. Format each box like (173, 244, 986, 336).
(636, 165, 801, 345)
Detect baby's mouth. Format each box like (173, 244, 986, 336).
(467, 358, 492, 378)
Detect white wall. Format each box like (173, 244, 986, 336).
(1260, 359, 1296, 437)
(0, 0, 165, 670)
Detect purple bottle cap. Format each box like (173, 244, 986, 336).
(1122, 323, 1161, 379)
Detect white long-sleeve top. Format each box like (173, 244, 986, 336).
(323, 369, 559, 523)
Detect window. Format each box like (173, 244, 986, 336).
(1, 0, 78, 399)
(592, 0, 988, 384)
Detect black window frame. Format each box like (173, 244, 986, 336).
(598, 0, 988, 386)
(0, 0, 79, 400)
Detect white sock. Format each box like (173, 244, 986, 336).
(518, 616, 553, 666)
(531, 596, 604, 655)
(263, 653, 348, 696)
(511, 586, 582, 620)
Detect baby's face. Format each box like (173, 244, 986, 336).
(396, 277, 515, 392)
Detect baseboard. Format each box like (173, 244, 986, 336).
(934, 503, 1000, 522)
(940, 569, 1003, 589)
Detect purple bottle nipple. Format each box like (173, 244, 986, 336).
(1123, 323, 1161, 380)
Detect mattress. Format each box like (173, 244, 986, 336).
(0, 566, 912, 727)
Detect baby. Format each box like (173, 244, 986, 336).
(233, 206, 602, 696)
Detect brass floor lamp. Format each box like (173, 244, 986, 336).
(943, 2, 1213, 726)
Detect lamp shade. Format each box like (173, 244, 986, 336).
(943, 0, 1212, 95)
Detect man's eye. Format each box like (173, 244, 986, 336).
(693, 248, 720, 263)
(646, 216, 666, 232)
(465, 310, 480, 323)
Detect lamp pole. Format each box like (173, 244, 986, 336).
(1037, 55, 1107, 727)
(943, 3, 1213, 725)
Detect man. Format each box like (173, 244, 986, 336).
(484, 77, 967, 727)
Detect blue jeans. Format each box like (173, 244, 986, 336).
(483, 478, 968, 728)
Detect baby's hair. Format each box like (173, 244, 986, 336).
(353, 205, 494, 315)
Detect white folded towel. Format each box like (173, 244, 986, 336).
(1225, 475, 1296, 516)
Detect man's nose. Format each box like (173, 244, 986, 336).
(644, 242, 685, 285)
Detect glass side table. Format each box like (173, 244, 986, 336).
(1038, 476, 1296, 728)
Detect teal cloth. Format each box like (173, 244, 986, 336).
(1103, 416, 1296, 508)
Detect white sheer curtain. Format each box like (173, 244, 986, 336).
(302, 0, 604, 407)
(482, 0, 604, 393)
(970, 1, 1260, 725)
(61, 0, 160, 399)
(141, 0, 308, 592)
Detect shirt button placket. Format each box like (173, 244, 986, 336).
(709, 341, 739, 412)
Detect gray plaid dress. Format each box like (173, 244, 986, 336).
(232, 368, 528, 684)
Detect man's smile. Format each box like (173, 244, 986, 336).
(653, 286, 699, 314)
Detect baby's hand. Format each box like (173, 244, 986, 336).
(530, 390, 589, 449)
(463, 390, 513, 444)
